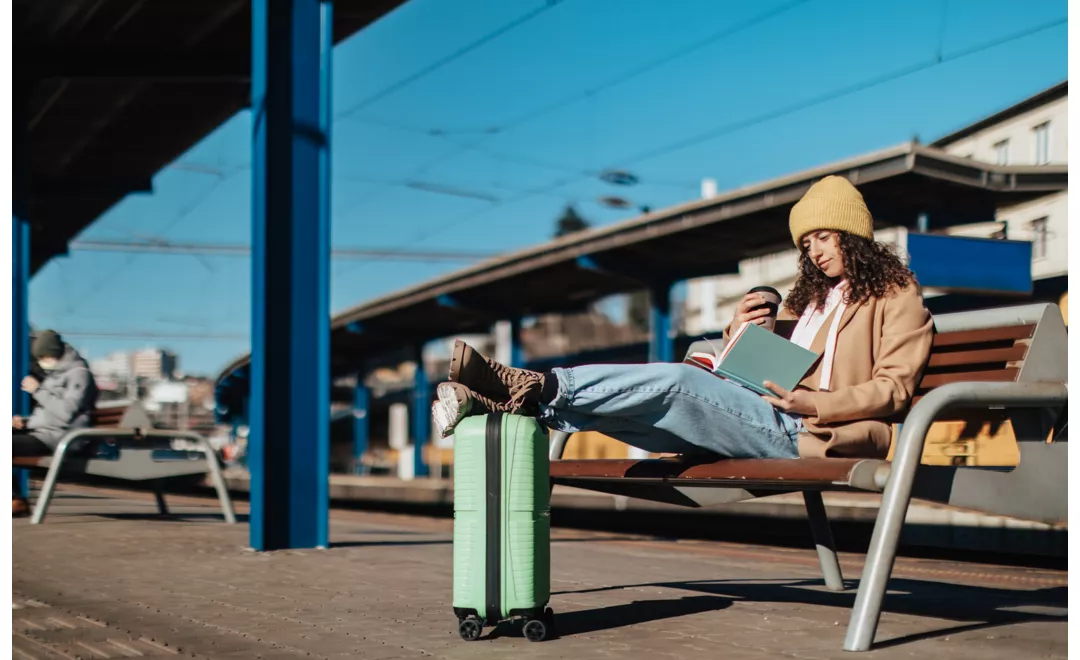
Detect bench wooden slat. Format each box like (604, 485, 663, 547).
(90, 407, 126, 428)
(550, 457, 882, 490)
(918, 368, 1019, 390)
(932, 324, 1035, 348)
(925, 345, 1028, 368)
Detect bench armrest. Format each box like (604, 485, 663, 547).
(892, 380, 1068, 482)
(847, 380, 1068, 650)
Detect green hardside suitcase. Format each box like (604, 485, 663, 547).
(452, 412, 554, 642)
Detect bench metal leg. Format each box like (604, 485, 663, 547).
(844, 461, 913, 651)
(197, 437, 237, 524)
(802, 491, 844, 591)
(153, 480, 170, 516)
(548, 430, 571, 460)
(548, 430, 571, 496)
(30, 440, 75, 525)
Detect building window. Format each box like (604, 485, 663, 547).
(1030, 217, 1048, 260)
(994, 139, 1010, 165)
(1033, 122, 1051, 164)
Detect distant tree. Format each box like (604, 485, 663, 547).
(554, 205, 590, 238)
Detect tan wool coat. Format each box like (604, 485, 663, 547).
(729, 284, 934, 459)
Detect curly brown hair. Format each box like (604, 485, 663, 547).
(785, 232, 917, 316)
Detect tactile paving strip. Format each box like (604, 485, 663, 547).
(13, 596, 183, 660)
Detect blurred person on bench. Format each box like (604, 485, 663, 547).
(11, 330, 99, 516)
(431, 176, 934, 461)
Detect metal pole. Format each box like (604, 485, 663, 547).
(248, 0, 330, 551)
(353, 378, 369, 475)
(412, 343, 431, 478)
(648, 281, 674, 363)
(509, 317, 524, 368)
(13, 94, 30, 501)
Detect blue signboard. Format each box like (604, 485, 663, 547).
(906, 232, 1033, 295)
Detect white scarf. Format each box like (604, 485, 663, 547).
(789, 281, 848, 392)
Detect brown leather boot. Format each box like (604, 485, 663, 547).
(447, 340, 545, 410)
(12, 497, 29, 518)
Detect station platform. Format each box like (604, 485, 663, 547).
(217, 470, 1067, 558)
(13, 483, 1066, 659)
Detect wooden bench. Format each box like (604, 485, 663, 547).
(547, 302, 1067, 652)
(13, 400, 236, 525)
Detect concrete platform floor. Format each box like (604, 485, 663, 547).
(13, 484, 1067, 660)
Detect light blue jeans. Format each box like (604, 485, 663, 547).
(539, 363, 803, 459)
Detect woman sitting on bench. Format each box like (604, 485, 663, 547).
(432, 176, 934, 460)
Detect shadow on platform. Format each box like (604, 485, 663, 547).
(483, 595, 733, 640)
(553, 578, 1066, 646)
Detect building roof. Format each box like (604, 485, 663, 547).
(16, 0, 405, 274)
(215, 140, 1068, 393)
(931, 81, 1068, 147)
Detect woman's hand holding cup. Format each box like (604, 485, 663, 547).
(732, 286, 781, 332)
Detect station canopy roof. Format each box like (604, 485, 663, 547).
(216, 141, 1068, 383)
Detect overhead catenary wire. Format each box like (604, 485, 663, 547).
(56, 329, 248, 340)
(621, 16, 1065, 165)
(347, 1, 818, 250)
(335, 0, 568, 121)
(58, 10, 1065, 332)
(67, 172, 237, 313)
(68, 2, 565, 312)
(402, 15, 1067, 247)
(341, 0, 816, 201)
(69, 238, 496, 262)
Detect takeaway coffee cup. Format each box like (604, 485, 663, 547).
(746, 286, 782, 332)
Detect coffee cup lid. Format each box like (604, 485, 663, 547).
(748, 285, 781, 298)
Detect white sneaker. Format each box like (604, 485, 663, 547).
(431, 400, 455, 438)
(432, 382, 472, 437)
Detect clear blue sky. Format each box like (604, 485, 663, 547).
(29, 0, 1067, 376)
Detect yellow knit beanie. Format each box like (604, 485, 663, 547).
(789, 175, 874, 245)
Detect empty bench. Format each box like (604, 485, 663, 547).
(12, 400, 236, 525)
(547, 302, 1067, 652)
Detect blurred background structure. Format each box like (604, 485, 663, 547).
(14, 0, 1068, 551)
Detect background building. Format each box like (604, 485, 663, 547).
(90, 348, 178, 382)
(684, 82, 1068, 335)
(931, 82, 1067, 297)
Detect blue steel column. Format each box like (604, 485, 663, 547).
(316, 1, 332, 547)
(13, 99, 30, 500)
(412, 344, 431, 478)
(353, 377, 369, 474)
(249, 0, 331, 550)
(648, 281, 674, 363)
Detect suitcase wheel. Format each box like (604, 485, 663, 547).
(458, 617, 483, 642)
(523, 617, 550, 642)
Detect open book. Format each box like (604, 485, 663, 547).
(686, 322, 819, 397)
